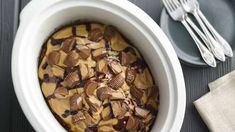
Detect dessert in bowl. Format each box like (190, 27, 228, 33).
(38, 22, 159, 131)
(12, 0, 186, 131)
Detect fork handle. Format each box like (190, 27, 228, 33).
(186, 17, 223, 58)
(185, 17, 209, 47)
(198, 10, 233, 57)
(192, 10, 225, 61)
(181, 19, 216, 67)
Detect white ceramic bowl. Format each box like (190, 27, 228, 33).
(12, 0, 186, 131)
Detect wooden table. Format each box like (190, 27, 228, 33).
(0, 0, 234, 131)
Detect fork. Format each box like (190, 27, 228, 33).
(180, 0, 233, 58)
(162, 0, 216, 67)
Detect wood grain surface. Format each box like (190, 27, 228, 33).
(0, 0, 234, 131)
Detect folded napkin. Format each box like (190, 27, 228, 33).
(194, 70, 235, 132)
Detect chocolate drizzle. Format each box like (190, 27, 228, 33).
(72, 26, 76, 36)
(131, 58, 147, 73)
(105, 42, 112, 51)
(62, 109, 71, 118)
(77, 35, 86, 38)
(86, 23, 91, 32)
(85, 126, 98, 132)
(42, 63, 48, 70)
(51, 37, 64, 46)
(43, 74, 50, 82)
(123, 47, 136, 55)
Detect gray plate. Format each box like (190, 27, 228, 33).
(160, 0, 235, 67)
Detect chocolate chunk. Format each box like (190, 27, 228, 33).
(96, 59, 109, 74)
(77, 80, 86, 88)
(47, 51, 61, 65)
(143, 113, 155, 125)
(84, 81, 98, 97)
(119, 52, 137, 66)
(110, 101, 126, 118)
(134, 107, 150, 118)
(97, 87, 125, 101)
(88, 28, 103, 42)
(76, 45, 91, 59)
(83, 111, 97, 127)
(72, 111, 85, 124)
(54, 87, 68, 99)
(41, 82, 57, 97)
(85, 126, 98, 132)
(64, 50, 80, 67)
(61, 38, 76, 53)
(126, 116, 139, 131)
(134, 68, 153, 90)
(51, 65, 65, 78)
(109, 91, 125, 100)
(108, 73, 125, 90)
(92, 48, 107, 60)
(64, 67, 74, 77)
(87, 41, 105, 50)
(104, 25, 116, 41)
(113, 117, 129, 131)
(64, 71, 80, 88)
(70, 94, 83, 112)
(96, 87, 112, 101)
(86, 96, 102, 112)
(101, 106, 112, 120)
(146, 98, 159, 114)
(108, 61, 122, 74)
(130, 86, 143, 99)
(79, 63, 89, 80)
(147, 85, 159, 99)
(126, 68, 136, 85)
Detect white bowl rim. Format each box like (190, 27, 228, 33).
(12, 0, 186, 132)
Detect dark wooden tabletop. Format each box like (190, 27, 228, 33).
(0, 0, 234, 131)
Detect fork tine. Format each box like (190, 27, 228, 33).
(176, 0, 183, 9)
(170, 0, 177, 9)
(164, 0, 173, 11)
(163, 0, 173, 11)
(169, 0, 177, 10)
(162, 0, 171, 11)
(172, 0, 181, 7)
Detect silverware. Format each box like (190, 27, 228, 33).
(180, 0, 233, 58)
(185, 16, 220, 60)
(180, 0, 225, 61)
(162, 0, 216, 67)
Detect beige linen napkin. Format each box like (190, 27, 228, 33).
(194, 70, 235, 132)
